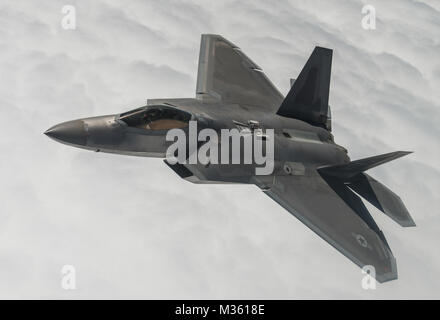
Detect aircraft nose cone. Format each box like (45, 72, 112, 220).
(45, 119, 87, 146)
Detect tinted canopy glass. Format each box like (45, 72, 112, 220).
(119, 105, 192, 130)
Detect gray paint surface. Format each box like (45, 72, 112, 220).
(46, 34, 414, 283)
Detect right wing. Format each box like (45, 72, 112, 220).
(264, 170, 397, 283)
(196, 34, 284, 109)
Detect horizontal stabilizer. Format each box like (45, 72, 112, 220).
(346, 173, 416, 227)
(319, 151, 412, 179)
(319, 151, 414, 228)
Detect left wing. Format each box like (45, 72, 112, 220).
(264, 170, 397, 283)
(196, 34, 283, 109)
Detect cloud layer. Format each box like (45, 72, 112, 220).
(0, 0, 439, 298)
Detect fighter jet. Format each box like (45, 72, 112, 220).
(45, 34, 415, 283)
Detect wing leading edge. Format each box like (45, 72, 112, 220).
(264, 170, 397, 283)
(196, 34, 283, 108)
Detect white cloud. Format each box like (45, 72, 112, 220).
(0, 0, 439, 298)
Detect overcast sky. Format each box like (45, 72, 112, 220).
(0, 0, 439, 299)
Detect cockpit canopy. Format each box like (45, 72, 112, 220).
(119, 105, 192, 130)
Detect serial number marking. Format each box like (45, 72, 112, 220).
(219, 304, 264, 315)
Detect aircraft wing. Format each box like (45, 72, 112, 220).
(196, 34, 284, 109)
(264, 170, 398, 283)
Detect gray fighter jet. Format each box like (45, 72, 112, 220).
(45, 34, 415, 283)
